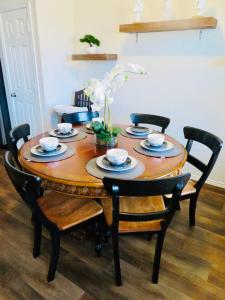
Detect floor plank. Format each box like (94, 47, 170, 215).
(0, 162, 225, 300)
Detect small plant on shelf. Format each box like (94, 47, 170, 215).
(80, 34, 101, 54)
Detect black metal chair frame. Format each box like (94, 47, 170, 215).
(4, 151, 102, 282)
(74, 89, 93, 111)
(181, 126, 223, 226)
(103, 174, 190, 286)
(62, 111, 99, 125)
(130, 113, 170, 133)
(9, 123, 30, 169)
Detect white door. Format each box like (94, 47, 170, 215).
(0, 7, 42, 137)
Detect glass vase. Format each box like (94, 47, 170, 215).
(95, 135, 118, 148)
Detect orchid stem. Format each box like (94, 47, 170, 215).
(104, 96, 107, 129)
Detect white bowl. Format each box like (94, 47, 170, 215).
(147, 133, 165, 147)
(92, 117, 103, 123)
(57, 123, 72, 134)
(106, 149, 128, 165)
(39, 137, 59, 152)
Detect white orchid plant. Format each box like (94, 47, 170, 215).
(85, 63, 146, 142)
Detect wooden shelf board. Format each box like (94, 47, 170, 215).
(72, 54, 118, 61)
(119, 17, 217, 33)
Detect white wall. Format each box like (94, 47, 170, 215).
(31, 0, 225, 188)
(34, 0, 77, 127)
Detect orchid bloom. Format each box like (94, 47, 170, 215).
(84, 63, 146, 127)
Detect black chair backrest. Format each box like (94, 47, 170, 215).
(184, 126, 223, 191)
(4, 151, 57, 231)
(130, 113, 170, 133)
(9, 124, 30, 168)
(103, 174, 190, 227)
(75, 89, 93, 111)
(62, 111, 99, 125)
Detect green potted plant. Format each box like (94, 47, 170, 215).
(80, 34, 101, 54)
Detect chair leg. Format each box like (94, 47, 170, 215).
(148, 232, 154, 241)
(111, 229, 122, 286)
(33, 214, 42, 258)
(189, 194, 198, 227)
(152, 231, 166, 284)
(47, 231, 60, 282)
(176, 201, 181, 211)
(104, 227, 111, 243)
(94, 220, 102, 257)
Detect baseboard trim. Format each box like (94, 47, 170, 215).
(191, 174, 225, 190)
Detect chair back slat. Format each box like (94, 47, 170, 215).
(130, 113, 170, 133)
(62, 111, 99, 125)
(75, 89, 93, 111)
(4, 151, 41, 207)
(183, 126, 223, 191)
(104, 175, 189, 197)
(187, 154, 207, 173)
(103, 174, 190, 223)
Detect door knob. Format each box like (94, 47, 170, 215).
(11, 93, 16, 97)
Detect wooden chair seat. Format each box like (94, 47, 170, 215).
(38, 192, 103, 231)
(101, 196, 165, 233)
(164, 179, 196, 199)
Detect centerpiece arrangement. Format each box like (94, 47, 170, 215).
(85, 63, 146, 148)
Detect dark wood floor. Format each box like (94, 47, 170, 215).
(0, 159, 225, 300)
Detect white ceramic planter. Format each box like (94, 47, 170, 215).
(86, 46, 98, 54)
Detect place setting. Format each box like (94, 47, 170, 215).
(49, 123, 87, 142)
(121, 125, 154, 139)
(134, 133, 183, 158)
(23, 137, 75, 163)
(86, 148, 145, 180)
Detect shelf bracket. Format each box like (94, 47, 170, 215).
(136, 32, 139, 43)
(199, 29, 203, 40)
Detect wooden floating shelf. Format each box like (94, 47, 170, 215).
(72, 54, 118, 61)
(119, 17, 217, 33)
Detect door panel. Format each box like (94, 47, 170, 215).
(1, 7, 41, 137)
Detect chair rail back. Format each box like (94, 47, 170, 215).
(130, 113, 170, 133)
(103, 174, 190, 224)
(183, 126, 223, 191)
(4, 151, 57, 230)
(75, 89, 93, 111)
(9, 124, 30, 168)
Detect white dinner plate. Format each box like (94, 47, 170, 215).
(96, 155, 137, 172)
(140, 140, 174, 152)
(49, 128, 78, 138)
(31, 143, 68, 157)
(126, 127, 153, 136)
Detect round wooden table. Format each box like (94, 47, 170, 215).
(19, 126, 187, 198)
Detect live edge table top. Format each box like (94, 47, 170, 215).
(19, 125, 187, 198)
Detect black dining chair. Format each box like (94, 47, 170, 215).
(130, 113, 170, 133)
(9, 123, 30, 169)
(165, 126, 223, 226)
(75, 89, 93, 111)
(4, 151, 103, 282)
(102, 173, 190, 285)
(62, 111, 99, 125)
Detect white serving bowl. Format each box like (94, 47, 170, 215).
(106, 148, 128, 165)
(39, 137, 59, 152)
(147, 133, 165, 147)
(92, 117, 103, 123)
(57, 123, 72, 134)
